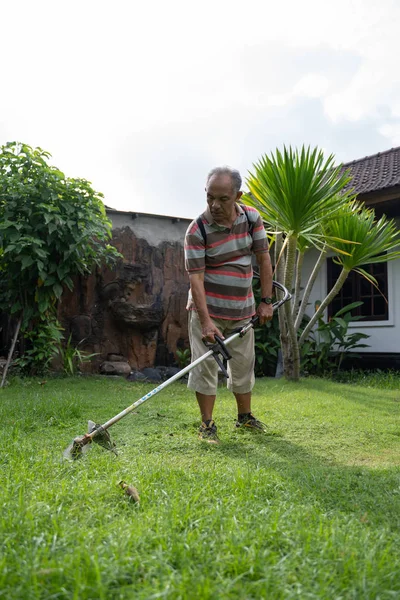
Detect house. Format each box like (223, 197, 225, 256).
(303, 145, 400, 369)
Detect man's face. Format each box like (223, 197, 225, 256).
(206, 175, 242, 224)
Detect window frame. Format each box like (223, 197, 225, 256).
(326, 257, 394, 328)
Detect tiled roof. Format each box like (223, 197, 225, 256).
(343, 146, 400, 195)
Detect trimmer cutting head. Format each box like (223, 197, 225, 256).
(87, 420, 118, 455)
(63, 420, 117, 461)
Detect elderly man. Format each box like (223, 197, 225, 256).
(184, 166, 273, 443)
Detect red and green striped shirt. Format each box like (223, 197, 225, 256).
(184, 204, 269, 320)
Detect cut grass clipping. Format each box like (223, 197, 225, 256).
(1, 375, 400, 599)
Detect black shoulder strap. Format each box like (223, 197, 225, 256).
(241, 204, 254, 236)
(196, 217, 207, 244)
(196, 206, 253, 245)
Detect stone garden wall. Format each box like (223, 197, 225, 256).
(57, 210, 193, 373)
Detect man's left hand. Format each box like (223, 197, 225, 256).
(256, 302, 274, 326)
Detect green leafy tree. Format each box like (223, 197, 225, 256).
(0, 142, 120, 383)
(244, 146, 400, 381)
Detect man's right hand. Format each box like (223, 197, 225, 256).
(201, 321, 224, 344)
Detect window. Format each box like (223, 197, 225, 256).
(327, 258, 388, 321)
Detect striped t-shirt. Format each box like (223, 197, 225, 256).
(184, 204, 269, 320)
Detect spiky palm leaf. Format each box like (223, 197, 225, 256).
(327, 205, 400, 269)
(243, 146, 353, 244)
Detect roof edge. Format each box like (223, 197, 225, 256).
(342, 145, 400, 167)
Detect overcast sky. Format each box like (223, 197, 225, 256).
(2, 0, 400, 219)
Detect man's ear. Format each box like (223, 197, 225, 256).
(236, 191, 243, 200)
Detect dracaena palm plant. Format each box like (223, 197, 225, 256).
(243, 145, 400, 380)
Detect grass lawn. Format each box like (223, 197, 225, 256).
(1, 375, 400, 599)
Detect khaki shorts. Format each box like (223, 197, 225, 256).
(187, 310, 255, 395)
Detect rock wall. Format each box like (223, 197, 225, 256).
(57, 225, 190, 372)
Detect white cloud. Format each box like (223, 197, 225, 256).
(379, 124, 400, 147)
(294, 74, 330, 99)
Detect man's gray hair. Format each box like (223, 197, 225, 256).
(206, 166, 242, 193)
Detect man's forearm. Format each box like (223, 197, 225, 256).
(189, 273, 212, 326)
(257, 252, 273, 298)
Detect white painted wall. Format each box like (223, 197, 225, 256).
(300, 249, 327, 320)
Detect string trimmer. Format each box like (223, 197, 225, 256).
(63, 281, 291, 460)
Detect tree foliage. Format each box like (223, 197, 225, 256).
(0, 142, 120, 377)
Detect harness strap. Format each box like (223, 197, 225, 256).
(196, 205, 253, 245)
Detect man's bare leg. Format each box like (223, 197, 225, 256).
(196, 392, 216, 422)
(234, 391, 251, 415)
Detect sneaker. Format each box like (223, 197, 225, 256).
(235, 413, 267, 432)
(199, 419, 219, 444)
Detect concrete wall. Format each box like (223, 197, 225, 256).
(108, 210, 192, 245)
